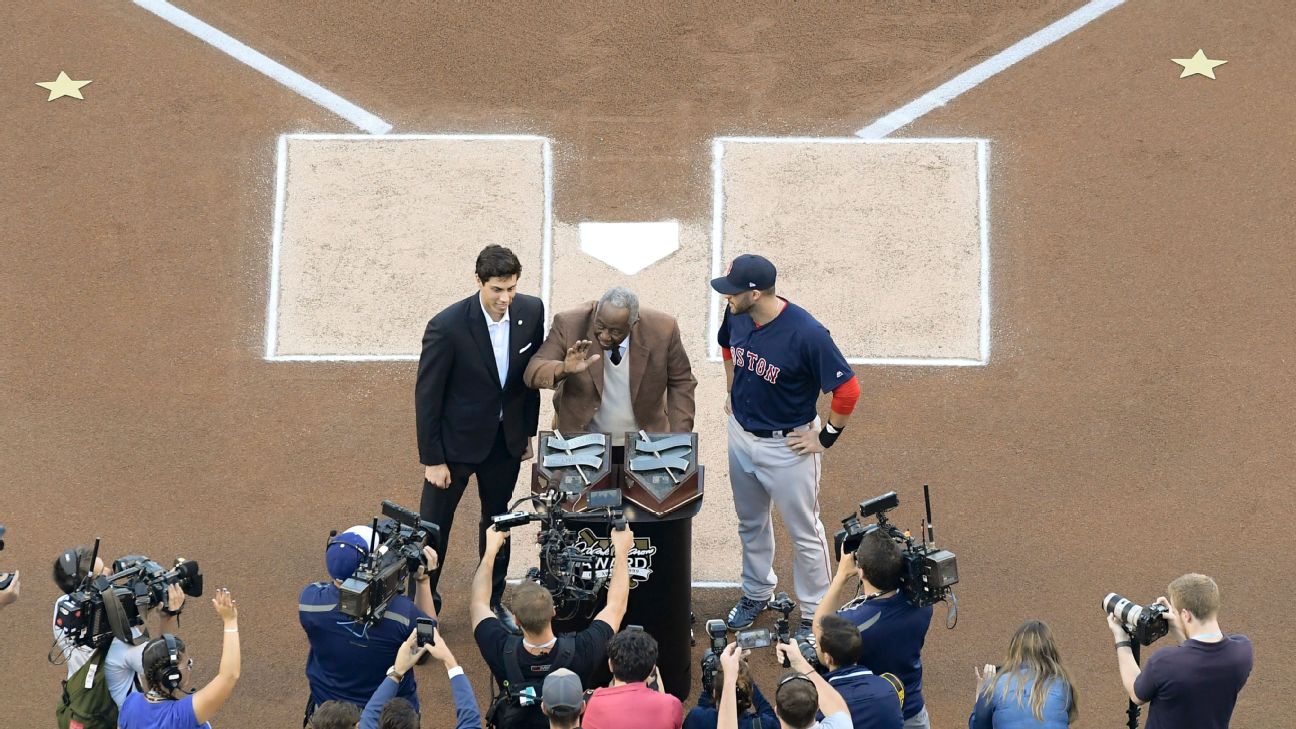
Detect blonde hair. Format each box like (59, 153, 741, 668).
(979, 620, 1078, 723)
(1168, 573, 1220, 620)
(510, 581, 555, 634)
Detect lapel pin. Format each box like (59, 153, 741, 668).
(517, 320, 523, 325)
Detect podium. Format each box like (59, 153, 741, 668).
(532, 431, 703, 702)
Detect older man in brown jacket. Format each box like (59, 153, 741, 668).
(524, 287, 696, 444)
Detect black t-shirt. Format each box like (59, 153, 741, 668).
(475, 617, 615, 689)
(1133, 634, 1253, 729)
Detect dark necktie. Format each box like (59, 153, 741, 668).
(609, 346, 622, 366)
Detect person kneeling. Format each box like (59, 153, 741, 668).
(815, 614, 903, 729)
(583, 628, 683, 729)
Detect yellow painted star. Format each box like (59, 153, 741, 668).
(1171, 50, 1227, 79)
(35, 71, 92, 101)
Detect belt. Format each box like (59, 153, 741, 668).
(745, 424, 807, 438)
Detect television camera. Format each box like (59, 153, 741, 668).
(834, 486, 959, 619)
(53, 538, 203, 649)
(492, 485, 626, 621)
(338, 500, 441, 624)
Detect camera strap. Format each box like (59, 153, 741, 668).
(501, 634, 576, 700)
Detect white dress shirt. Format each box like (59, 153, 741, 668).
(480, 299, 510, 387)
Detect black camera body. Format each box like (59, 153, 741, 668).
(838, 487, 959, 609)
(699, 618, 729, 697)
(515, 487, 625, 621)
(1103, 593, 1171, 646)
(54, 539, 204, 649)
(339, 501, 441, 624)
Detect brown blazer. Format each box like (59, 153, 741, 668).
(524, 302, 697, 434)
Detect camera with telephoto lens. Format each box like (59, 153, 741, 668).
(1103, 593, 1170, 646)
(53, 538, 204, 649)
(699, 618, 729, 696)
(495, 486, 625, 622)
(0, 524, 13, 591)
(837, 486, 959, 611)
(338, 500, 441, 624)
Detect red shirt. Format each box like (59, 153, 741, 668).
(583, 682, 684, 729)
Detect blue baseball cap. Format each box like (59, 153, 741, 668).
(710, 254, 777, 295)
(326, 525, 374, 581)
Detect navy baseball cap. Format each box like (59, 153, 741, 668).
(326, 525, 374, 581)
(710, 254, 776, 295)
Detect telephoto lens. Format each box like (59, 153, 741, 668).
(1102, 592, 1170, 645)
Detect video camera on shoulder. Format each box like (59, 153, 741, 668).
(338, 500, 441, 624)
(53, 538, 203, 649)
(835, 486, 959, 613)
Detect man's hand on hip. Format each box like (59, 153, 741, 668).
(425, 464, 451, 489)
(786, 428, 825, 455)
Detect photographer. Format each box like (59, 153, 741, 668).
(814, 614, 904, 729)
(117, 587, 240, 729)
(716, 641, 850, 729)
(815, 533, 933, 729)
(1105, 573, 1252, 729)
(360, 626, 482, 729)
(472, 524, 634, 729)
(584, 628, 683, 729)
(300, 525, 438, 722)
(970, 620, 1077, 728)
(685, 652, 777, 729)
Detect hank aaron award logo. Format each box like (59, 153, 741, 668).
(576, 529, 656, 587)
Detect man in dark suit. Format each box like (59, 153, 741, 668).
(523, 286, 696, 447)
(416, 245, 544, 616)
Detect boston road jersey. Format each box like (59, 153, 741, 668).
(718, 299, 853, 432)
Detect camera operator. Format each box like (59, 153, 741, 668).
(1104, 573, 1252, 729)
(51, 546, 111, 676)
(814, 614, 903, 729)
(583, 628, 683, 729)
(685, 652, 777, 729)
(0, 569, 18, 609)
(105, 583, 188, 708)
(300, 525, 439, 723)
(814, 534, 932, 729)
(472, 524, 634, 729)
(360, 626, 482, 729)
(117, 587, 240, 729)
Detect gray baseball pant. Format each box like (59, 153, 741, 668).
(726, 413, 834, 619)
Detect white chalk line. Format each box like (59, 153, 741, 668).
(855, 0, 1126, 138)
(264, 134, 553, 362)
(264, 134, 288, 359)
(978, 140, 991, 362)
(708, 137, 990, 367)
(132, 0, 392, 135)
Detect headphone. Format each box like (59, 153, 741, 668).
(152, 634, 186, 695)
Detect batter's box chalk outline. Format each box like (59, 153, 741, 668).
(264, 133, 554, 362)
(708, 136, 990, 367)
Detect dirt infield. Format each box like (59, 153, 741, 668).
(3, 1, 1294, 727)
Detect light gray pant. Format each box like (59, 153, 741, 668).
(727, 414, 834, 619)
(902, 706, 930, 729)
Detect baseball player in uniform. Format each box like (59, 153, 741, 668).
(710, 254, 861, 639)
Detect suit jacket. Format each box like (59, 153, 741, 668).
(524, 302, 697, 434)
(416, 293, 545, 465)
